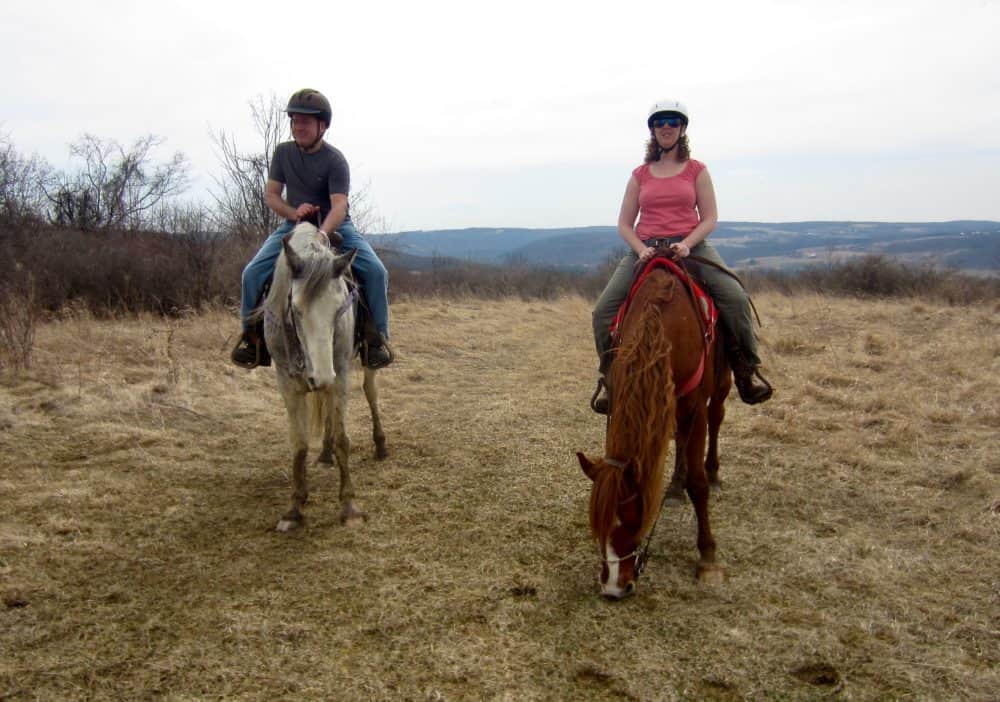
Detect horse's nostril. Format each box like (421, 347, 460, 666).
(624, 582, 636, 596)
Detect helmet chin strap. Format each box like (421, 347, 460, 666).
(654, 131, 682, 158)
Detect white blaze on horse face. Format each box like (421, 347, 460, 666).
(601, 541, 627, 599)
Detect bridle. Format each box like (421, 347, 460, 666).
(598, 456, 671, 579)
(266, 262, 359, 381)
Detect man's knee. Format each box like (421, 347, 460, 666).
(356, 257, 388, 290)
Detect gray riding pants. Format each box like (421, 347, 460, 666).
(591, 241, 761, 369)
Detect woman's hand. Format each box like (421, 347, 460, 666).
(670, 242, 690, 258)
(638, 246, 657, 262)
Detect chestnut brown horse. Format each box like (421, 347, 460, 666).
(577, 262, 731, 598)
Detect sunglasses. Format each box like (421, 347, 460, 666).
(651, 115, 684, 129)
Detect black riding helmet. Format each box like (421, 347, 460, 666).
(286, 89, 332, 127)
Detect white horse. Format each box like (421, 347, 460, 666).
(252, 222, 387, 531)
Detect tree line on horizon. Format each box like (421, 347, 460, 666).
(1, 97, 997, 371)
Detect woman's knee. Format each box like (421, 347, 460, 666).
(705, 274, 747, 308)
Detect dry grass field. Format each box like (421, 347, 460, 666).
(1, 293, 998, 701)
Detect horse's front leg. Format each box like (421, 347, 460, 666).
(277, 387, 309, 532)
(363, 367, 388, 459)
(684, 410, 723, 584)
(331, 379, 365, 527)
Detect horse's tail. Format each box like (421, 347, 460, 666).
(606, 270, 677, 536)
(307, 392, 328, 440)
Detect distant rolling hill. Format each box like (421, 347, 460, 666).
(372, 221, 1000, 276)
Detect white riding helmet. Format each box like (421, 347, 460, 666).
(647, 99, 690, 128)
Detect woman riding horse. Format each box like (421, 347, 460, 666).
(591, 98, 773, 413)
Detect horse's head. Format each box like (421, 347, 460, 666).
(281, 231, 357, 390)
(577, 451, 647, 599)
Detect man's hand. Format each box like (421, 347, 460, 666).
(294, 203, 320, 222)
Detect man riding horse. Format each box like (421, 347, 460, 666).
(232, 88, 393, 371)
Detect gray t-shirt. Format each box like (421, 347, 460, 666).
(268, 141, 351, 223)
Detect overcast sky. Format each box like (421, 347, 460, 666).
(4, 0, 999, 231)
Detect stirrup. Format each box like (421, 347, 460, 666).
(362, 339, 394, 369)
(231, 338, 260, 369)
(590, 377, 610, 415)
(736, 368, 773, 404)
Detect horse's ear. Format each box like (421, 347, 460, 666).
(282, 233, 304, 277)
(332, 248, 357, 278)
(577, 452, 597, 481)
(326, 228, 345, 249)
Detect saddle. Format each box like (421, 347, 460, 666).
(244, 274, 383, 368)
(610, 256, 718, 347)
(610, 255, 718, 398)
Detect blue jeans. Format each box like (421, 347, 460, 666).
(240, 220, 390, 338)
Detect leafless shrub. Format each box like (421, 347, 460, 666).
(0, 276, 36, 370)
(14, 225, 246, 315)
(0, 135, 51, 229)
(748, 255, 1000, 304)
(43, 134, 189, 232)
(388, 256, 609, 301)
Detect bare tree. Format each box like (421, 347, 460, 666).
(349, 177, 390, 236)
(209, 93, 285, 243)
(45, 134, 189, 231)
(210, 94, 388, 242)
(0, 135, 51, 228)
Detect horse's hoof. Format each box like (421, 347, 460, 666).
(276, 518, 302, 532)
(374, 440, 388, 460)
(664, 482, 687, 505)
(340, 507, 366, 527)
(317, 450, 334, 465)
(696, 563, 725, 585)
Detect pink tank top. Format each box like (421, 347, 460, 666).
(632, 159, 706, 240)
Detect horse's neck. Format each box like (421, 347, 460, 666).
(605, 274, 680, 483)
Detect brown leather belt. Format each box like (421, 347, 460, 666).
(643, 236, 684, 247)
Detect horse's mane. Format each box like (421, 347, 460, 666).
(590, 270, 678, 546)
(249, 223, 337, 325)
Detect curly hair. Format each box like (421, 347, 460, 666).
(644, 132, 690, 163)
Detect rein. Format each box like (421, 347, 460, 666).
(597, 456, 666, 577)
(678, 251, 762, 328)
(265, 273, 358, 381)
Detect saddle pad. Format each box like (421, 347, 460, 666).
(610, 256, 718, 347)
